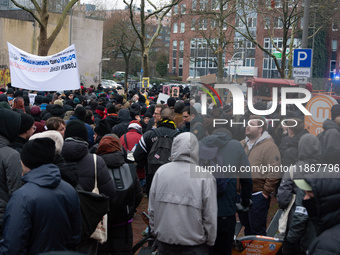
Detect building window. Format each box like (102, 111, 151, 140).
(173, 41, 177, 49)
(199, 19, 207, 30)
(236, 16, 245, 28)
(192, 0, 197, 10)
(234, 37, 245, 49)
(211, 0, 218, 10)
(200, 0, 208, 10)
(180, 40, 184, 51)
(181, 4, 186, 14)
(247, 17, 257, 28)
(191, 19, 196, 30)
(264, 38, 270, 49)
(332, 40, 337, 51)
(274, 17, 283, 28)
(330, 60, 336, 77)
(173, 23, 178, 33)
(180, 22, 185, 33)
(211, 19, 217, 28)
(246, 40, 256, 49)
(174, 5, 178, 14)
(264, 17, 270, 29)
(246, 58, 255, 67)
(333, 19, 339, 31)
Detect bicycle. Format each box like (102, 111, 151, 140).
(131, 212, 158, 255)
(132, 206, 284, 255)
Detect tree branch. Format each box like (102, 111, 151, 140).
(10, 0, 44, 27)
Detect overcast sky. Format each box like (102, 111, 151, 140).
(80, 0, 154, 10)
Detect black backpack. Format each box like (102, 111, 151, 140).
(147, 128, 178, 175)
(107, 163, 137, 224)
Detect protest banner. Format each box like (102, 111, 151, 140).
(172, 87, 179, 98)
(157, 93, 170, 104)
(8, 42, 80, 91)
(163, 85, 170, 95)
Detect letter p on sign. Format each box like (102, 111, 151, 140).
(293, 49, 312, 68)
(298, 52, 307, 66)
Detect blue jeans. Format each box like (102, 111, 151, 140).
(238, 192, 270, 236)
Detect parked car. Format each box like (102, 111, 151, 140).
(101, 79, 117, 89)
(112, 71, 125, 78)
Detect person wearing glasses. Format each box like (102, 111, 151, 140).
(10, 113, 36, 153)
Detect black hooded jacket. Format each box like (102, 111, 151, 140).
(61, 139, 116, 200)
(0, 108, 22, 229)
(42, 105, 66, 121)
(111, 109, 131, 138)
(282, 129, 309, 167)
(306, 173, 340, 254)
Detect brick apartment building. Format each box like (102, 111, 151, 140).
(169, 0, 340, 82)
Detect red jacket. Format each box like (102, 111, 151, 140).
(120, 129, 145, 179)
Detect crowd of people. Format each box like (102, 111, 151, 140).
(0, 82, 339, 255)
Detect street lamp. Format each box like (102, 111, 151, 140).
(98, 58, 110, 84)
(227, 51, 244, 83)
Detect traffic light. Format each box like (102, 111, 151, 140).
(271, 0, 275, 8)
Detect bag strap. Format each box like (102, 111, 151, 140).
(93, 154, 98, 190)
(124, 134, 129, 150)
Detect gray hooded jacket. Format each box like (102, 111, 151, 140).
(148, 132, 217, 246)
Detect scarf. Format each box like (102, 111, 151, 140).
(157, 119, 177, 130)
(97, 136, 122, 154)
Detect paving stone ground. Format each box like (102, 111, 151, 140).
(132, 195, 279, 246)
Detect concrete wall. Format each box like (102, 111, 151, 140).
(71, 11, 103, 87)
(0, 10, 103, 89)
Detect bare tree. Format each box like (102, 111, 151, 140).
(10, 0, 79, 56)
(103, 11, 140, 90)
(179, 0, 236, 83)
(123, 0, 181, 77)
(229, 0, 336, 78)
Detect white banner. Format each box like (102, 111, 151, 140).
(8, 42, 80, 91)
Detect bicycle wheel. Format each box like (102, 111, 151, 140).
(131, 233, 157, 255)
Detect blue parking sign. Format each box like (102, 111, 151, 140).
(293, 49, 312, 68)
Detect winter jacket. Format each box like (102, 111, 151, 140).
(99, 151, 142, 221)
(67, 116, 95, 147)
(61, 138, 116, 199)
(42, 104, 66, 121)
(281, 129, 309, 167)
(149, 133, 217, 246)
(111, 109, 131, 138)
(105, 114, 121, 130)
(53, 154, 79, 188)
(134, 121, 179, 174)
(285, 188, 316, 252)
(9, 136, 27, 153)
(0, 164, 81, 254)
(199, 132, 253, 217)
(240, 131, 281, 196)
(180, 114, 206, 141)
(0, 109, 22, 230)
(305, 172, 340, 254)
(320, 119, 340, 152)
(174, 112, 183, 128)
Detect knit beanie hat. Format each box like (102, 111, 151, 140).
(128, 120, 142, 133)
(331, 104, 340, 120)
(73, 106, 86, 121)
(6, 88, 14, 95)
(21, 138, 55, 169)
(0, 102, 11, 110)
(54, 100, 63, 106)
(30, 105, 41, 116)
(65, 119, 88, 142)
(167, 97, 176, 107)
(19, 113, 35, 134)
(107, 105, 116, 114)
(94, 119, 111, 136)
(29, 130, 63, 155)
(144, 112, 152, 118)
